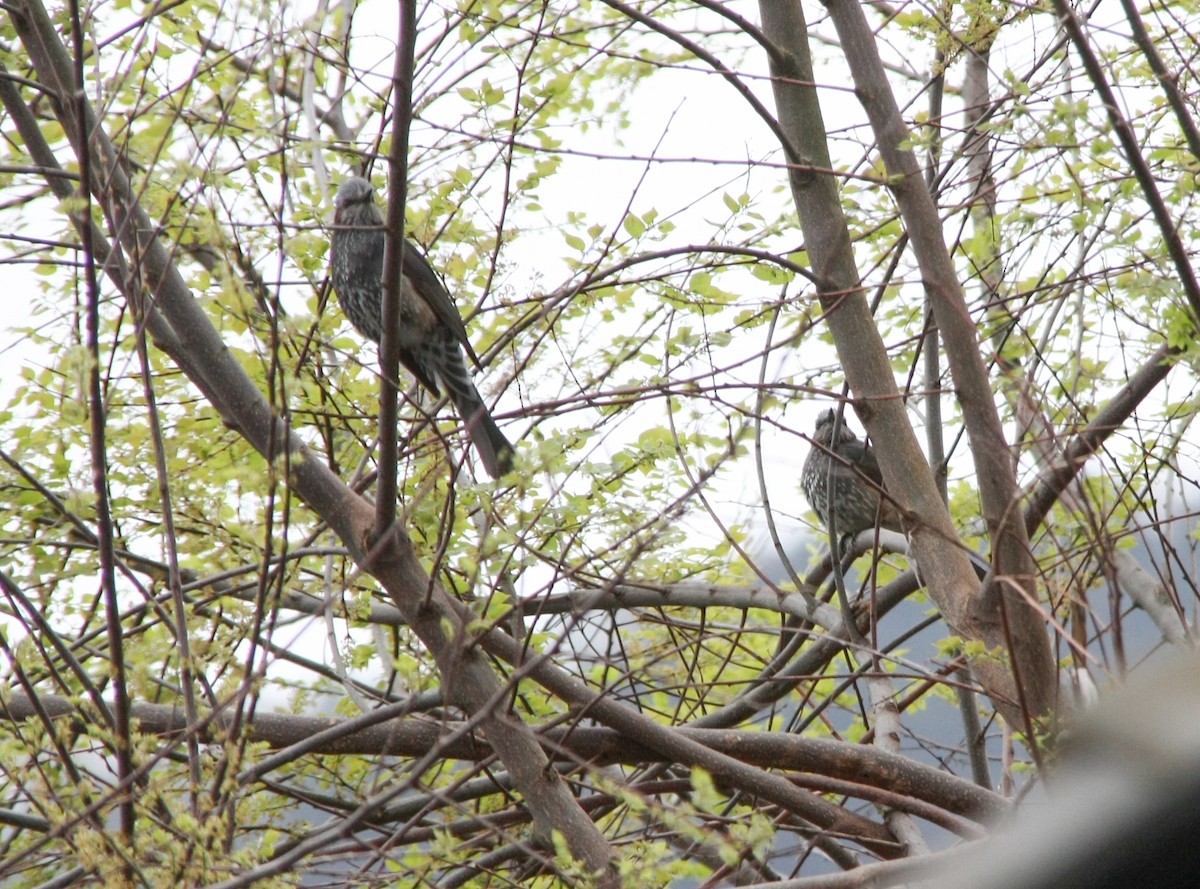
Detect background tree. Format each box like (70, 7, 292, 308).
(1, 0, 1198, 885)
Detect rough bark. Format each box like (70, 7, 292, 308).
(757, 0, 1057, 727)
(9, 0, 620, 881)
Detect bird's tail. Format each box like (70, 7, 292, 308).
(427, 341, 514, 478)
(457, 389, 514, 478)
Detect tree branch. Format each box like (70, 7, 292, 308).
(8, 0, 618, 879)
(756, 0, 1055, 728)
(0, 691, 1006, 826)
(820, 0, 1057, 727)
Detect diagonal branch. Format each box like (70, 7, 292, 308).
(756, 0, 1056, 728)
(0, 690, 1007, 826)
(6, 0, 619, 880)
(1055, 0, 1200, 328)
(820, 0, 1058, 723)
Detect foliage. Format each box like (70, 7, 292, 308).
(1, 0, 1199, 886)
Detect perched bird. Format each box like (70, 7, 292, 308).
(329, 176, 514, 478)
(801, 409, 903, 543)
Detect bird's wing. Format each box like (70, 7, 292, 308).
(841, 440, 886, 488)
(401, 244, 483, 368)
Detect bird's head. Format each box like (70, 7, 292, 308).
(334, 176, 376, 212)
(813, 408, 860, 446)
(333, 177, 383, 230)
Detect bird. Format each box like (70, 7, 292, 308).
(329, 176, 514, 478)
(801, 409, 903, 544)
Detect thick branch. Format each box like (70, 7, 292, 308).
(820, 0, 1056, 723)
(756, 1, 1055, 725)
(0, 691, 1006, 826)
(8, 0, 618, 879)
(1023, 344, 1174, 533)
(479, 623, 904, 859)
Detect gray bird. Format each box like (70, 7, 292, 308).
(801, 409, 903, 543)
(329, 177, 514, 478)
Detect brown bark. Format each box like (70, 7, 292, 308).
(757, 0, 1057, 727)
(8, 0, 620, 881)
